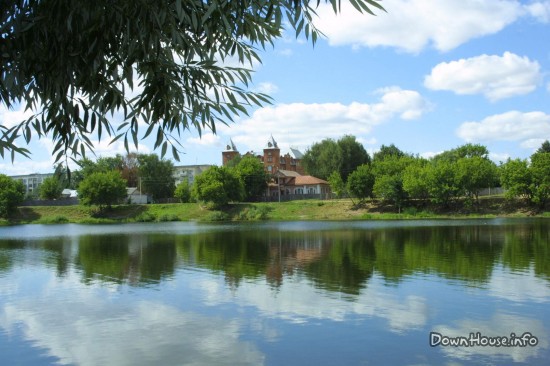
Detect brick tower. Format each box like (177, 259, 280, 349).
(263, 135, 280, 173)
(222, 139, 240, 166)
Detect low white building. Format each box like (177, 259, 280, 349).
(126, 187, 150, 204)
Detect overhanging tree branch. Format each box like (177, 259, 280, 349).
(1, 0, 384, 162)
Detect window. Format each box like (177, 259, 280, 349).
(268, 165, 272, 172)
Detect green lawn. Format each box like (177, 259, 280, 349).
(3, 197, 547, 225)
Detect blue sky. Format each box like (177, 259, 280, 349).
(2, 0, 550, 175)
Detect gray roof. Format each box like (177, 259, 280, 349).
(265, 135, 278, 149)
(223, 138, 238, 152)
(275, 169, 302, 177)
(289, 148, 304, 159)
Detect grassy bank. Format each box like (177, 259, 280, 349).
(2, 196, 548, 226)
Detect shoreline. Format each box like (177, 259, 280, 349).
(2, 197, 549, 226)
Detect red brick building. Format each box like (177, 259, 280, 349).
(222, 136, 305, 175)
(222, 136, 331, 200)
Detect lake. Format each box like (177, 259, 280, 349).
(0, 219, 549, 365)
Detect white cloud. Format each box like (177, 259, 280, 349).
(254, 82, 279, 94)
(87, 139, 151, 158)
(0, 159, 54, 176)
(0, 104, 35, 129)
(456, 111, 550, 144)
(314, 0, 522, 53)
(420, 151, 442, 159)
(526, 1, 550, 22)
(276, 48, 293, 57)
(520, 138, 546, 150)
(1, 297, 264, 366)
(424, 52, 541, 101)
(489, 266, 550, 303)
(221, 87, 429, 152)
(489, 152, 511, 162)
(193, 273, 428, 333)
(186, 133, 222, 147)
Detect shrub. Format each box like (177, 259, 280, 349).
(204, 211, 230, 222)
(0, 174, 25, 218)
(78, 171, 128, 210)
(158, 213, 179, 222)
(135, 212, 156, 222)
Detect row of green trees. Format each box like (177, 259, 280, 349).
(177, 155, 268, 208)
(304, 138, 550, 210)
(0, 153, 178, 216)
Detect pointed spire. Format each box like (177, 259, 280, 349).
(267, 134, 278, 148)
(225, 138, 238, 152)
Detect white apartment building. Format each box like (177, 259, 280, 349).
(173, 165, 212, 186)
(9, 173, 54, 196)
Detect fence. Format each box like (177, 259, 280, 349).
(261, 193, 332, 202)
(20, 198, 79, 206)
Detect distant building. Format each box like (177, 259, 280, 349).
(268, 169, 331, 199)
(61, 189, 78, 198)
(222, 135, 304, 174)
(9, 172, 54, 196)
(173, 164, 213, 186)
(222, 139, 240, 166)
(126, 187, 150, 204)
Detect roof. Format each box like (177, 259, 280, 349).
(223, 138, 238, 152)
(61, 189, 78, 197)
(294, 176, 329, 185)
(265, 135, 279, 149)
(289, 148, 304, 159)
(275, 169, 302, 177)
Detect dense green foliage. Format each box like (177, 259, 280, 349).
(192, 166, 244, 208)
(337, 135, 371, 181)
(232, 155, 268, 200)
(372, 154, 413, 210)
(302, 138, 342, 180)
(372, 144, 406, 162)
(425, 159, 462, 206)
(137, 154, 175, 200)
(174, 180, 192, 203)
(456, 156, 498, 203)
(0, 174, 25, 217)
(402, 159, 430, 200)
(39, 176, 63, 200)
(346, 164, 374, 202)
(1, 0, 383, 162)
(530, 152, 550, 207)
(500, 145, 550, 207)
(328, 171, 346, 198)
(77, 171, 128, 209)
(500, 158, 532, 200)
(536, 140, 550, 154)
(303, 135, 370, 180)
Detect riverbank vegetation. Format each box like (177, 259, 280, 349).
(1, 195, 547, 226)
(1, 139, 549, 224)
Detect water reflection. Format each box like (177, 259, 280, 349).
(0, 219, 549, 365)
(76, 233, 177, 285)
(1, 287, 264, 365)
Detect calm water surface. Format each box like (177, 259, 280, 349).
(0, 219, 549, 365)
